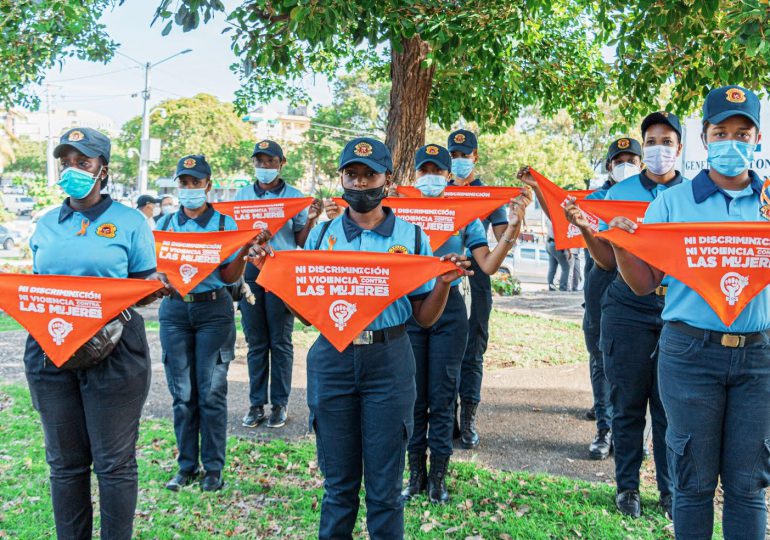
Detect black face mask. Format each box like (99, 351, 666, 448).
(342, 185, 386, 213)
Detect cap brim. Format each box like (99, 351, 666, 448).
(252, 149, 281, 158)
(338, 157, 388, 174)
(175, 169, 209, 180)
(52, 142, 100, 159)
(447, 144, 476, 154)
(705, 110, 760, 129)
(415, 157, 450, 171)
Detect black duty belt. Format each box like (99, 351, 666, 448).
(173, 287, 226, 303)
(352, 324, 406, 346)
(668, 321, 770, 349)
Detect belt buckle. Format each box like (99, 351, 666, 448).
(182, 294, 194, 303)
(353, 331, 373, 346)
(721, 333, 746, 348)
(655, 286, 668, 296)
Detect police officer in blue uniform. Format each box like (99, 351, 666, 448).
(559, 113, 685, 518)
(446, 129, 509, 449)
(159, 155, 259, 493)
(611, 86, 770, 539)
(401, 144, 530, 504)
(235, 140, 321, 429)
(26, 127, 169, 539)
(254, 137, 471, 539)
(582, 138, 643, 460)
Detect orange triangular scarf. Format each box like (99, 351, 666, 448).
(213, 197, 313, 232)
(257, 250, 458, 351)
(530, 168, 591, 249)
(333, 197, 509, 250)
(597, 222, 770, 326)
(153, 229, 258, 296)
(396, 185, 523, 200)
(568, 189, 595, 199)
(577, 199, 650, 227)
(0, 273, 163, 367)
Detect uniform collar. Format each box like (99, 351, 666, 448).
(692, 169, 763, 203)
(58, 195, 113, 223)
(177, 203, 215, 227)
(601, 180, 615, 190)
(639, 170, 683, 192)
(253, 179, 286, 197)
(341, 207, 396, 241)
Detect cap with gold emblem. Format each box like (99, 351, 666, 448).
(175, 154, 212, 180)
(414, 144, 452, 171)
(703, 85, 760, 129)
(338, 137, 393, 173)
(605, 138, 642, 168)
(641, 111, 682, 141)
(447, 129, 478, 154)
(251, 139, 285, 160)
(53, 127, 111, 163)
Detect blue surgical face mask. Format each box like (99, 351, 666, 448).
(707, 140, 756, 177)
(58, 167, 100, 200)
(451, 157, 475, 179)
(255, 167, 280, 184)
(415, 174, 447, 197)
(178, 188, 208, 210)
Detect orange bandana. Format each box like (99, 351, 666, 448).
(333, 196, 509, 250)
(213, 197, 313, 232)
(256, 250, 458, 351)
(397, 185, 523, 200)
(598, 222, 770, 326)
(0, 274, 163, 367)
(153, 229, 259, 296)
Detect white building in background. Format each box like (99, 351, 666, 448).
(1, 108, 117, 141)
(242, 106, 311, 144)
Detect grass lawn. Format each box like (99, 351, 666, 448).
(0, 385, 675, 539)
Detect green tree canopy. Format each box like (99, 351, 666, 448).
(3, 137, 47, 176)
(0, 0, 117, 110)
(117, 93, 254, 185)
(154, 0, 607, 181)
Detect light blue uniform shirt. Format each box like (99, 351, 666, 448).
(434, 218, 487, 286)
(644, 169, 770, 332)
(158, 205, 239, 294)
(31, 195, 156, 278)
(306, 208, 435, 330)
(599, 171, 686, 230)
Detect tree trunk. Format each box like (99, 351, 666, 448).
(385, 35, 435, 185)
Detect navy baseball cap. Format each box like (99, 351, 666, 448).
(338, 137, 393, 174)
(136, 194, 162, 208)
(252, 139, 284, 160)
(605, 138, 642, 168)
(703, 85, 761, 129)
(175, 154, 212, 180)
(53, 127, 111, 164)
(641, 111, 682, 140)
(415, 144, 451, 171)
(447, 129, 478, 154)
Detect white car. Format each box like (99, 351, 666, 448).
(2, 195, 35, 216)
(497, 242, 550, 280)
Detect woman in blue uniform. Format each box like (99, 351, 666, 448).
(401, 144, 530, 504)
(26, 127, 169, 540)
(610, 86, 770, 539)
(158, 155, 260, 493)
(253, 137, 471, 540)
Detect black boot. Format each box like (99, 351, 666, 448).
(427, 454, 450, 504)
(460, 400, 480, 449)
(401, 452, 427, 501)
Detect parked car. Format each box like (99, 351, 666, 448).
(497, 241, 550, 279)
(2, 195, 35, 216)
(0, 224, 22, 250)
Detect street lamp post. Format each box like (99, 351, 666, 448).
(119, 49, 192, 194)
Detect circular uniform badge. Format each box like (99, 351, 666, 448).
(388, 244, 409, 254)
(453, 133, 466, 144)
(183, 158, 197, 168)
(67, 130, 85, 142)
(96, 223, 117, 238)
(726, 88, 747, 103)
(425, 146, 440, 155)
(258, 141, 270, 149)
(617, 139, 630, 149)
(354, 142, 373, 157)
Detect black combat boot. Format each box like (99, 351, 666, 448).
(460, 400, 480, 449)
(427, 454, 450, 504)
(401, 452, 427, 500)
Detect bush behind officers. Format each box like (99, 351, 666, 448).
(26, 127, 170, 539)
